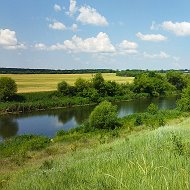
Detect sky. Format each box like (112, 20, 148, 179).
(0, 0, 190, 70)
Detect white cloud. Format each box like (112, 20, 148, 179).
(36, 32, 115, 53)
(68, 0, 77, 16)
(34, 43, 47, 50)
(0, 29, 26, 50)
(49, 21, 66, 31)
(117, 40, 138, 55)
(136, 32, 167, 42)
(162, 21, 190, 36)
(54, 4, 61, 12)
(62, 32, 115, 52)
(143, 51, 170, 59)
(77, 5, 108, 26)
(119, 40, 138, 49)
(71, 24, 78, 32)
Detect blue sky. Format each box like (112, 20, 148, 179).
(0, 0, 190, 70)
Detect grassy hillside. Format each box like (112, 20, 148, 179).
(1, 117, 190, 190)
(0, 73, 134, 93)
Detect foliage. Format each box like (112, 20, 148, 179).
(89, 101, 119, 129)
(0, 77, 17, 101)
(133, 73, 174, 97)
(166, 71, 187, 91)
(92, 73, 106, 96)
(57, 81, 75, 96)
(147, 103, 158, 115)
(0, 135, 50, 158)
(177, 86, 190, 111)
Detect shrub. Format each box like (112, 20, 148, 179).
(147, 103, 158, 115)
(89, 101, 118, 130)
(0, 77, 17, 101)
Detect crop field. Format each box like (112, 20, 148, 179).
(0, 73, 134, 93)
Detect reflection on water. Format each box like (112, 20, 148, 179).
(0, 117, 18, 140)
(0, 97, 177, 140)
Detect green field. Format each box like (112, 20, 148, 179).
(0, 73, 134, 93)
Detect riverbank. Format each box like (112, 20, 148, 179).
(0, 91, 150, 115)
(1, 111, 190, 189)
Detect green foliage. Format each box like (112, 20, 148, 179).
(177, 86, 190, 111)
(89, 101, 119, 129)
(133, 73, 174, 97)
(0, 77, 17, 101)
(0, 135, 50, 158)
(147, 103, 158, 115)
(166, 71, 187, 91)
(57, 81, 76, 96)
(134, 115, 143, 126)
(92, 73, 106, 95)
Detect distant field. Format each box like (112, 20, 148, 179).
(0, 73, 134, 93)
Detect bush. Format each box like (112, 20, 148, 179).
(89, 101, 119, 130)
(57, 81, 75, 96)
(147, 103, 158, 115)
(0, 77, 17, 101)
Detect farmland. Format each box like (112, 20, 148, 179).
(0, 73, 134, 93)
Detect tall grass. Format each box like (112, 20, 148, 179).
(3, 119, 190, 190)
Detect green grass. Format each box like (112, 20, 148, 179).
(0, 73, 134, 93)
(2, 116, 190, 190)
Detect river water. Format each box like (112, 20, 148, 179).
(0, 97, 177, 141)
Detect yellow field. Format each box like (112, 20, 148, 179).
(0, 73, 134, 93)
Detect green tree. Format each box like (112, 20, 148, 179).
(89, 101, 118, 129)
(0, 77, 17, 101)
(166, 71, 187, 91)
(92, 73, 106, 96)
(57, 81, 72, 96)
(177, 86, 190, 111)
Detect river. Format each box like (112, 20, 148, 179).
(0, 96, 177, 141)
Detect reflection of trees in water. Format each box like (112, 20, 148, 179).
(74, 106, 94, 124)
(58, 106, 95, 125)
(0, 117, 18, 139)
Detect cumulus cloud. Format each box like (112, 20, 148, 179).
(117, 40, 138, 55)
(77, 5, 108, 26)
(162, 21, 190, 36)
(54, 4, 61, 12)
(136, 32, 167, 42)
(143, 51, 170, 59)
(49, 21, 67, 31)
(0, 29, 26, 50)
(35, 32, 115, 53)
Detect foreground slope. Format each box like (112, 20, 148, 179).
(2, 118, 190, 190)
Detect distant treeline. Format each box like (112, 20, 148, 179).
(1, 68, 190, 75)
(116, 69, 190, 77)
(0, 68, 115, 74)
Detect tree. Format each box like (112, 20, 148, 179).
(89, 101, 118, 129)
(92, 73, 106, 96)
(166, 71, 187, 91)
(57, 81, 73, 96)
(177, 86, 190, 111)
(0, 77, 17, 101)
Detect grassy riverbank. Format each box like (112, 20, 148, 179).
(0, 90, 147, 115)
(1, 110, 190, 189)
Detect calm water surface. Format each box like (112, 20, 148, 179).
(0, 97, 177, 141)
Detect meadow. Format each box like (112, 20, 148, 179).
(1, 116, 190, 190)
(0, 73, 134, 93)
